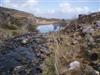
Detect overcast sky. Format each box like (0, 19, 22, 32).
(0, 0, 100, 19)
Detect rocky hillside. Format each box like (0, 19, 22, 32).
(0, 7, 37, 40)
(0, 7, 36, 23)
(78, 12, 100, 24)
(0, 7, 100, 75)
(0, 7, 60, 39)
(0, 6, 36, 29)
(0, 7, 52, 75)
(45, 12, 100, 75)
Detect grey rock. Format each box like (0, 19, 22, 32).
(0, 33, 50, 75)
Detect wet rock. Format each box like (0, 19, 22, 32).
(0, 33, 50, 75)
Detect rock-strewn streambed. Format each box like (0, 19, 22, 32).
(0, 33, 50, 75)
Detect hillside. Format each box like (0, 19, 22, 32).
(0, 7, 38, 40)
(0, 7, 36, 22)
(78, 12, 100, 24)
(45, 12, 100, 75)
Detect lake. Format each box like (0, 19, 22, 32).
(37, 24, 60, 33)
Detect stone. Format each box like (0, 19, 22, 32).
(95, 70, 99, 75)
(82, 25, 94, 34)
(14, 65, 24, 71)
(69, 61, 80, 70)
(21, 38, 29, 44)
(85, 34, 95, 46)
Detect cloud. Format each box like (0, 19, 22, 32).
(22, 0, 38, 7)
(47, 9, 56, 14)
(0, 0, 98, 19)
(1, 0, 39, 12)
(98, 9, 100, 11)
(35, 8, 40, 13)
(59, 3, 74, 13)
(59, 2, 90, 14)
(75, 6, 90, 14)
(34, 2, 90, 19)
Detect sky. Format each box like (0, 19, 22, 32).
(0, 0, 100, 19)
